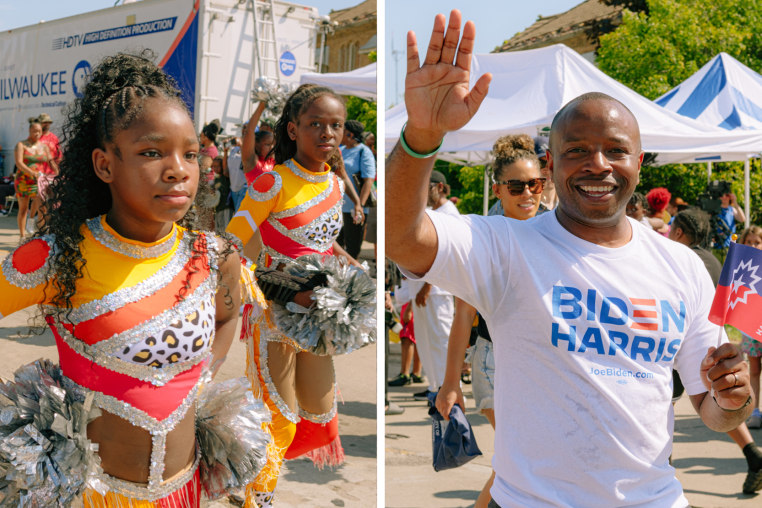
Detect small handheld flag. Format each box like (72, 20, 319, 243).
(708, 242, 762, 342)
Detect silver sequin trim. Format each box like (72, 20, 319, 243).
(54, 321, 213, 387)
(269, 176, 335, 220)
(99, 449, 200, 501)
(255, 318, 300, 424)
(53, 281, 216, 386)
(298, 381, 337, 424)
(90, 277, 215, 356)
(267, 200, 342, 253)
(284, 159, 330, 183)
(63, 371, 204, 435)
(87, 216, 178, 259)
(248, 171, 282, 201)
(45, 240, 192, 324)
(149, 433, 167, 490)
(1, 235, 56, 289)
(61, 370, 206, 499)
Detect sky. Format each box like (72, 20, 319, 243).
(384, 0, 582, 107)
(0, 0, 586, 108)
(0, 0, 359, 31)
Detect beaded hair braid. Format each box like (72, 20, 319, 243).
(272, 84, 344, 165)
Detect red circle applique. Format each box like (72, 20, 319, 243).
(12, 239, 51, 274)
(252, 172, 277, 193)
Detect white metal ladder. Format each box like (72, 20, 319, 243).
(251, 0, 280, 84)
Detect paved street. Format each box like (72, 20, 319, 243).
(0, 212, 377, 508)
(385, 340, 762, 508)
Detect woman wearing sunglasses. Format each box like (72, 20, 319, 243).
(435, 133, 543, 508)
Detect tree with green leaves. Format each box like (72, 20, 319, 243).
(597, 0, 762, 100)
(595, 0, 762, 223)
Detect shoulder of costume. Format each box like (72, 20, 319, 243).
(247, 170, 282, 201)
(1, 235, 57, 289)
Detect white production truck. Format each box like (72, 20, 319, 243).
(0, 0, 324, 174)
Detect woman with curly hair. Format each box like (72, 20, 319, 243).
(226, 84, 375, 508)
(0, 51, 269, 506)
(436, 133, 544, 508)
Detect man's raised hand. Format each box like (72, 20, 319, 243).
(403, 10, 492, 153)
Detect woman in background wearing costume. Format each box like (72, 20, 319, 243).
(226, 84, 375, 508)
(0, 52, 269, 506)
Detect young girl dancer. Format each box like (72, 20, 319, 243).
(435, 134, 544, 508)
(0, 52, 268, 506)
(226, 84, 375, 508)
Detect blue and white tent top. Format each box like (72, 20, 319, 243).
(300, 63, 376, 100)
(385, 45, 762, 165)
(655, 52, 762, 131)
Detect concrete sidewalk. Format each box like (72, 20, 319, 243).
(0, 212, 377, 508)
(385, 340, 762, 508)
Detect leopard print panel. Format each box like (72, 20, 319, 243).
(303, 208, 343, 249)
(115, 296, 216, 368)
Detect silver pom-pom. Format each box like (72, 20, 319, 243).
(268, 254, 377, 355)
(0, 360, 105, 507)
(250, 77, 297, 121)
(196, 377, 271, 500)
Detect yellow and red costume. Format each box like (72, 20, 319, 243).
(0, 217, 221, 506)
(227, 159, 344, 505)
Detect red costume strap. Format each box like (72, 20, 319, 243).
(72, 248, 210, 345)
(276, 179, 342, 229)
(51, 321, 205, 421)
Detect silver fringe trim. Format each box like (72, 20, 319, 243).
(196, 377, 271, 500)
(269, 254, 376, 355)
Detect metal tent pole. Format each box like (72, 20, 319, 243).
(483, 162, 489, 216)
(744, 158, 751, 224)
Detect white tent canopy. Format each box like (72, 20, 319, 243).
(654, 52, 762, 220)
(655, 52, 762, 131)
(300, 62, 377, 100)
(385, 45, 762, 165)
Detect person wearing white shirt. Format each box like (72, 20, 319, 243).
(386, 11, 753, 507)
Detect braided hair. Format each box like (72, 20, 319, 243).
(39, 51, 231, 319)
(271, 84, 345, 165)
(672, 207, 712, 248)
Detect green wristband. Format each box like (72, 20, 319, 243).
(399, 122, 443, 159)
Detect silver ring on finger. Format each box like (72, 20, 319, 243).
(733, 372, 738, 387)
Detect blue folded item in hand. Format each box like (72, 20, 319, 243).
(427, 392, 483, 472)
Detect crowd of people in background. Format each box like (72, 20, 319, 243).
(385, 10, 762, 504)
(387, 159, 762, 496)
(1, 101, 377, 269)
(0, 51, 377, 506)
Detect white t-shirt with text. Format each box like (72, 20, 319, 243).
(414, 211, 722, 508)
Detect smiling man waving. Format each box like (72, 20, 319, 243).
(385, 10, 753, 508)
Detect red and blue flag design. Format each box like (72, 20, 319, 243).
(709, 242, 762, 342)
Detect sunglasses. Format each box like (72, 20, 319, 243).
(496, 178, 546, 196)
